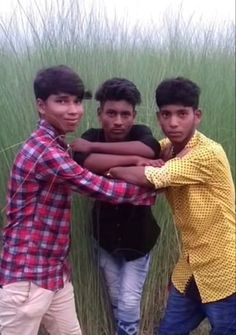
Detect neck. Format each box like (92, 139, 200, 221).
(172, 130, 196, 156)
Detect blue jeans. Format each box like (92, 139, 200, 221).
(97, 246, 150, 335)
(158, 285, 236, 335)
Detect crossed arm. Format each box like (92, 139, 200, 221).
(72, 132, 163, 175)
(107, 166, 153, 188)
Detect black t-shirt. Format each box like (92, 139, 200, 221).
(74, 125, 161, 260)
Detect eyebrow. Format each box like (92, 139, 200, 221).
(106, 109, 132, 113)
(55, 94, 71, 98)
(160, 107, 189, 112)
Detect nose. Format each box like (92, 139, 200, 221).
(68, 103, 84, 116)
(169, 115, 179, 128)
(114, 114, 123, 125)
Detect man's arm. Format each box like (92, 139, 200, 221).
(85, 141, 156, 157)
(79, 153, 151, 175)
(73, 125, 161, 174)
(37, 146, 156, 206)
(107, 166, 154, 188)
(109, 147, 214, 189)
(72, 125, 160, 156)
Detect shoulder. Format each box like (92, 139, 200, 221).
(128, 124, 154, 139)
(12, 132, 53, 171)
(131, 124, 153, 133)
(178, 133, 230, 173)
(193, 132, 225, 160)
(81, 128, 103, 141)
(20, 132, 49, 159)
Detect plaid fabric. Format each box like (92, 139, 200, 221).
(0, 119, 155, 291)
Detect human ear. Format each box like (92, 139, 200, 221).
(97, 107, 103, 125)
(194, 109, 202, 126)
(36, 99, 46, 117)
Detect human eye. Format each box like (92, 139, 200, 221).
(107, 110, 116, 117)
(74, 98, 82, 105)
(56, 98, 66, 105)
(55, 97, 67, 104)
(160, 111, 170, 119)
(121, 111, 131, 118)
(178, 110, 188, 118)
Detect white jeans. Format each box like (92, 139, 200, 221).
(97, 246, 150, 323)
(0, 279, 81, 335)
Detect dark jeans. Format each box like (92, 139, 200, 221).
(158, 284, 236, 335)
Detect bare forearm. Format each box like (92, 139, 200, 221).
(84, 154, 141, 174)
(91, 141, 155, 158)
(108, 166, 154, 188)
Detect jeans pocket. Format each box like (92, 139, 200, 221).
(1, 281, 30, 306)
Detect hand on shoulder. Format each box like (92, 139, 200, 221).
(70, 138, 92, 153)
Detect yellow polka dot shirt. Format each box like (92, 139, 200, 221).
(145, 131, 236, 303)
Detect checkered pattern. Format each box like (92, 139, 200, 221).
(0, 119, 156, 291)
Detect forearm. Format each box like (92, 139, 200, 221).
(70, 168, 156, 205)
(84, 154, 140, 174)
(40, 149, 156, 206)
(91, 141, 155, 158)
(108, 166, 154, 188)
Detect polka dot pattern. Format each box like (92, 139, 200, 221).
(145, 131, 236, 303)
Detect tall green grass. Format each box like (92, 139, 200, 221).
(0, 1, 235, 334)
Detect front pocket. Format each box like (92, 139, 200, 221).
(2, 281, 30, 305)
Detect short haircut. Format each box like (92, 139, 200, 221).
(95, 78, 141, 108)
(33, 65, 92, 101)
(155, 77, 201, 109)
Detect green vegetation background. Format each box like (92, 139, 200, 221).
(0, 2, 234, 334)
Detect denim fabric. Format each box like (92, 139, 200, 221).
(117, 320, 139, 335)
(97, 246, 150, 334)
(158, 285, 236, 335)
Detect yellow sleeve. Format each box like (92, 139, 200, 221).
(145, 145, 216, 189)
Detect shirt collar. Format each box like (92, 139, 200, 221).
(38, 119, 68, 150)
(185, 130, 201, 149)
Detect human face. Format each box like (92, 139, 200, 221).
(98, 100, 136, 141)
(37, 93, 84, 134)
(157, 104, 202, 149)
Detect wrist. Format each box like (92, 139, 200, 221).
(106, 168, 114, 178)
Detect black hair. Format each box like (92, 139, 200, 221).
(155, 77, 201, 109)
(95, 78, 141, 108)
(33, 65, 92, 101)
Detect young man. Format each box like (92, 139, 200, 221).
(0, 66, 157, 335)
(108, 77, 236, 335)
(72, 78, 161, 335)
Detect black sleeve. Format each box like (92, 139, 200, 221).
(129, 125, 161, 158)
(73, 129, 100, 166)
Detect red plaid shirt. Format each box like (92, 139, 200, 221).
(0, 119, 156, 291)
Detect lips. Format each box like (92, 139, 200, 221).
(111, 128, 125, 133)
(168, 132, 182, 137)
(66, 119, 79, 125)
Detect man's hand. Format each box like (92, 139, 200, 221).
(70, 138, 93, 153)
(160, 145, 191, 160)
(160, 145, 173, 161)
(135, 157, 165, 167)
